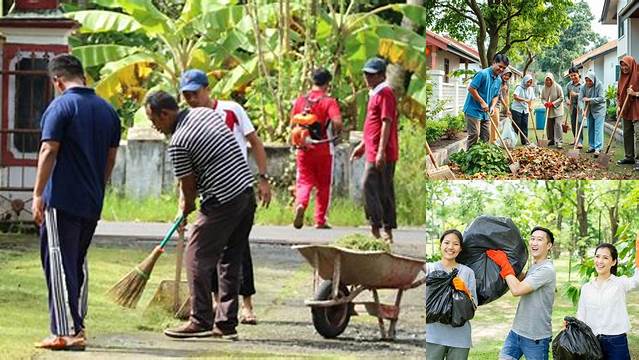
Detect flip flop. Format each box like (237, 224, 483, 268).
(35, 336, 85, 351)
(240, 313, 257, 325)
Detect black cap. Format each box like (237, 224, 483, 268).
(312, 68, 332, 86)
(362, 57, 387, 74)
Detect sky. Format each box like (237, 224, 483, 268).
(587, 0, 617, 40)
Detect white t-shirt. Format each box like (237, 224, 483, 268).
(213, 100, 255, 160)
(577, 269, 639, 336)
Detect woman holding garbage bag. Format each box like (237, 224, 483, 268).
(425, 230, 478, 360)
(511, 75, 536, 146)
(576, 239, 639, 359)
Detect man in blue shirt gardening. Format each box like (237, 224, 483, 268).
(463, 54, 510, 148)
(33, 54, 121, 351)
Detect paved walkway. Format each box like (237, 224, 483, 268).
(93, 222, 426, 248)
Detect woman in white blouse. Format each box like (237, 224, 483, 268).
(576, 241, 639, 359)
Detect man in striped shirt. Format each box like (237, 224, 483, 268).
(145, 91, 255, 340)
(180, 68, 269, 325)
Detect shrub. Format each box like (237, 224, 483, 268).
(425, 119, 447, 143)
(442, 113, 465, 139)
(449, 142, 510, 175)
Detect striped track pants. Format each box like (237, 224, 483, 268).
(40, 208, 97, 336)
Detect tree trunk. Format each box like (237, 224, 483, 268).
(576, 181, 588, 258)
(609, 180, 623, 243)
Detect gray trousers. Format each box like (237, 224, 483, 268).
(465, 114, 489, 148)
(622, 119, 639, 160)
(426, 342, 470, 360)
(363, 161, 396, 230)
(546, 116, 563, 144)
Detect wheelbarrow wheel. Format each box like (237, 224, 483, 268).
(311, 280, 352, 338)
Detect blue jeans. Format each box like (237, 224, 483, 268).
(500, 330, 550, 360)
(587, 113, 604, 151)
(598, 334, 631, 360)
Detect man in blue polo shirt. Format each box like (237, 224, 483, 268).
(33, 54, 120, 351)
(463, 54, 510, 148)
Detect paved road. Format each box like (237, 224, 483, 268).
(94, 222, 426, 248)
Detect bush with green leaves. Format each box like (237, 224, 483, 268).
(449, 142, 510, 175)
(334, 233, 391, 252)
(425, 119, 447, 143)
(442, 113, 465, 139)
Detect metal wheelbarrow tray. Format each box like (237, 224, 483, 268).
(294, 245, 426, 341)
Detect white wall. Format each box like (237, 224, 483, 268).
(629, 18, 639, 60)
(603, 51, 618, 90)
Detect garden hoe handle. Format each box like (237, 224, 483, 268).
(604, 90, 631, 155)
(424, 140, 440, 169)
(573, 103, 589, 150)
(489, 116, 516, 163)
(510, 115, 531, 145)
(159, 214, 186, 250)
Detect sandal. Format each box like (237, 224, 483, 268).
(35, 335, 86, 351)
(240, 310, 257, 325)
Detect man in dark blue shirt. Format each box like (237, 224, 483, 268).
(33, 54, 120, 351)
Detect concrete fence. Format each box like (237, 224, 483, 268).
(110, 128, 367, 203)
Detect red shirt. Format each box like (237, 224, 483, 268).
(363, 84, 398, 163)
(291, 89, 341, 153)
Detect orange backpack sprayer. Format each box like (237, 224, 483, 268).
(290, 96, 336, 148)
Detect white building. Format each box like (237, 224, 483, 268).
(571, 40, 618, 93)
(601, 0, 639, 61)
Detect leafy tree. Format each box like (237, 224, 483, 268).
(536, 1, 608, 76)
(425, 0, 570, 68)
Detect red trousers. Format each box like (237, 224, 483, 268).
(295, 147, 333, 226)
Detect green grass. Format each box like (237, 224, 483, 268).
(467, 257, 639, 358)
(0, 236, 363, 359)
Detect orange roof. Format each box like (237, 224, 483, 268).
(426, 30, 480, 63)
(572, 40, 617, 66)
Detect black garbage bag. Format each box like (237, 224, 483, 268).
(425, 269, 454, 324)
(552, 316, 603, 360)
(451, 287, 476, 327)
(457, 216, 528, 305)
(426, 268, 476, 327)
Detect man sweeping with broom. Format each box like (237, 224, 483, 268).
(33, 54, 121, 351)
(145, 91, 256, 340)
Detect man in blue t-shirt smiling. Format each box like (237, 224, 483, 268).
(33, 54, 120, 351)
(463, 54, 509, 148)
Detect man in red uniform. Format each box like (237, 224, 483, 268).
(350, 58, 398, 242)
(291, 68, 343, 229)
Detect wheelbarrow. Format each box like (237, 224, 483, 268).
(294, 245, 426, 341)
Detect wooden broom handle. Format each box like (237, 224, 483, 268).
(424, 140, 440, 169)
(604, 90, 631, 154)
(489, 116, 516, 163)
(573, 103, 589, 150)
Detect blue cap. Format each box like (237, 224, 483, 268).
(362, 57, 387, 74)
(180, 69, 208, 92)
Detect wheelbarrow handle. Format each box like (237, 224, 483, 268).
(159, 214, 186, 249)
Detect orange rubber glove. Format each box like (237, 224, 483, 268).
(452, 276, 472, 299)
(486, 249, 515, 279)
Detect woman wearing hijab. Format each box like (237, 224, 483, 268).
(510, 75, 535, 145)
(579, 70, 606, 156)
(540, 73, 564, 148)
(498, 69, 513, 121)
(616, 56, 639, 171)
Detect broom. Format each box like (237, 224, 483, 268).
(107, 215, 185, 308)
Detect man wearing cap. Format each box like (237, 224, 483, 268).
(180, 69, 270, 325)
(350, 57, 398, 242)
(463, 54, 509, 148)
(291, 68, 343, 229)
(486, 226, 557, 359)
